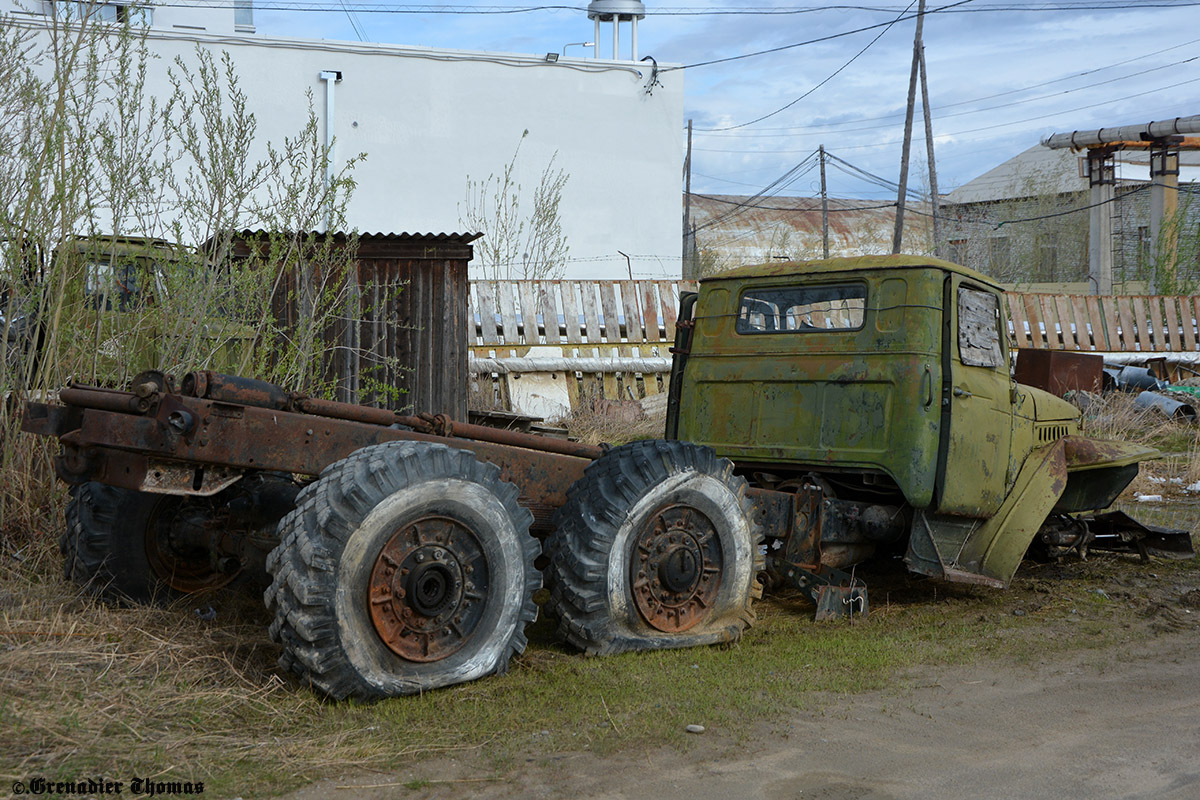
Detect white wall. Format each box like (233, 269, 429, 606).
(4, 5, 684, 279)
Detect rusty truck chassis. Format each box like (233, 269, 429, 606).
(24, 370, 883, 612)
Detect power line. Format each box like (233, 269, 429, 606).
(690, 193, 899, 213)
(691, 74, 1200, 156)
(125, 1, 1200, 15)
(691, 152, 823, 233)
(696, 48, 1200, 138)
(699, 0, 917, 132)
(663, 1, 972, 72)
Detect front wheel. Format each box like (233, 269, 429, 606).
(544, 440, 763, 656)
(264, 441, 539, 700)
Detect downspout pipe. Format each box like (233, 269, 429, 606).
(1042, 115, 1200, 150)
(318, 70, 342, 233)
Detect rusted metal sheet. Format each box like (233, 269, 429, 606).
(1014, 349, 1103, 396)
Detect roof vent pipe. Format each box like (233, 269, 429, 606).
(586, 0, 646, 61)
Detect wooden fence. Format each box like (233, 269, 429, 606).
(1005, 292, 1200, 353)
(466, 280, 696, 414)
(467, 281, 1200, 416)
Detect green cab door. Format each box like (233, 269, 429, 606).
(936, 276, 1014, 517)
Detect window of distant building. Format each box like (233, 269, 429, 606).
(949, 238, 967, 266)
(234, 0, 254, 31)
(1035, 233, 1058, 281)
(1137, 225, 1151, 264)
(987, 236, 1011, 276)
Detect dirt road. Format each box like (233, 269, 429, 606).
(305, 629, 1200, 800)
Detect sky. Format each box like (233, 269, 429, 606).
(244, 0, 1200, 202)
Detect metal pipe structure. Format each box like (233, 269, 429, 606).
(1042, 115, 1200, 149)
(294, 397, 605, 460)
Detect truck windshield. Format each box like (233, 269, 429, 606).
(735, 284, 866, 334)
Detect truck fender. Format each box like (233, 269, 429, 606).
(906, 441, 1068, 587)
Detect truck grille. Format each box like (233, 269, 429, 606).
(1037, 423, 1072, 444)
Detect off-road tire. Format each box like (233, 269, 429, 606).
(544, 439, 764, 656)
(61, 476, 298, 604)
(264, 441, 539, 700)
(61, 483, 160, 602)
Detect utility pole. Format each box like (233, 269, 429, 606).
(892, 0, 925, 254)
(682, 119, 694, 278)
(819, 144, 830, 259)
(918, 45, 941, 258)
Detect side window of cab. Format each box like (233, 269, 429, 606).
(957, 286, 1004, 369)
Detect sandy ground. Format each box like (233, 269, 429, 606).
(288, 627, 1200, 800)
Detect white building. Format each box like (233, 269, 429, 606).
(3, 1, 683, 279)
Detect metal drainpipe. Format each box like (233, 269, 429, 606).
(318, 70, 342, 233)
(318, 70, 357, 400)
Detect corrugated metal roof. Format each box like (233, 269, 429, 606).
(943, 146, 1084, 205)
(944, 145, 1200, 206)
(689, 194, 930, 267)
(231, 230, 483, 243)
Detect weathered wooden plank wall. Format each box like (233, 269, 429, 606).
(1003, 292, 1200, 353)
(468, 281, 1200, 416)
(467, 280, 696, 411)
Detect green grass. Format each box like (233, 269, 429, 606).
(4, 535, 1195, 798)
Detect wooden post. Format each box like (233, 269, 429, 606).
(892, 0, 925, 255)
(683, 119, 694, 278)
(820, 144, 830, 259)
(918, 44, 941, 258)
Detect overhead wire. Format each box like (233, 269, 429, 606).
(143, 1, 1200, 15)
(699, 0, 918, 132)
(696, 52, 1200, 138)
(690, 151, 823, 233)
(691, 73, 1200, 157)
(663, 0, 973, 72)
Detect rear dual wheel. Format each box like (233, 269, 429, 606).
(61, 474, 297, 604)
(545, 440, 764, 656)
(264, 441, 539, 700)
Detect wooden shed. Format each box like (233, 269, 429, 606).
(225, 231, 478, 419)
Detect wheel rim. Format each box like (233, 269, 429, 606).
(630, 504, 723, 632)
(367, 516, 490, 663)
(144, 499, 239, 594)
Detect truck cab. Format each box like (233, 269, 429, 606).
(667, 255, 1158, 586)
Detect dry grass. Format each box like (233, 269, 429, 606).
(560, 395, 666, 447)
(1075, 391, 1200, 501)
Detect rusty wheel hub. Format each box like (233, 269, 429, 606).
(144, 501, 239, 594)
(368, 516, 490, 662)
(630, 505, 723, 632)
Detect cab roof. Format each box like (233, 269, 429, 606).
(702, 254, 1002, 290)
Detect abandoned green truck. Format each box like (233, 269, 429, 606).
(22, 255, 1192, 699)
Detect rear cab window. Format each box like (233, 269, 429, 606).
(735, 283, 867, 334)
